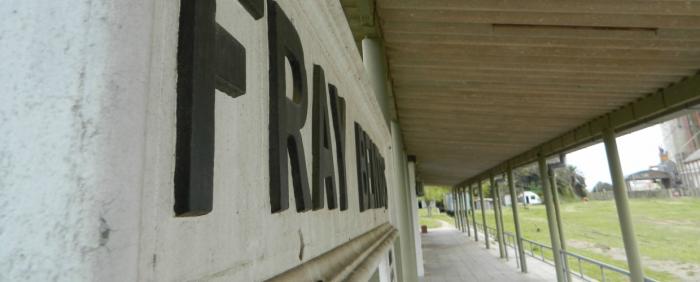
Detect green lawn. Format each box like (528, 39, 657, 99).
(418, 208, 454, 229)
(474, 198, 700, 282)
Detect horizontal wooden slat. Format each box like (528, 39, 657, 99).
(393, 79, 658, 94)
(383, 31, 700, 51)
(386, 42, 700, 60)
(390, 60, 695, 76)
(378, 0, 700, 16)
(339, 0, 700, 185)
(379, 8, 700, 29)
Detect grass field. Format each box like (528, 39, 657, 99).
(418, 208, 453, 229)
(473, 198, 700, 281)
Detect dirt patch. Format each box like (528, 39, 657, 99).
(568, 240, 700, 281)
(653, 219, 696, 226)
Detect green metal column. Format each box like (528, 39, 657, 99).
(455, 188, 464, 232)
(496, 179, 508, 259)
(603, 127, 645, 282)
(459, 189, 466, 232)
(549, 168, 571, 281)
(470, 185, 479, 242)
(491, 175, 506, 258)
(457, 189, 464, 232)
(507, 165, 527, 272)
(538, 153, 565, 282)
(478, 180, 489, 249)
(462, 187, 471, 236)
(452, 189, 460, 229)
(458, 189, 465, 232)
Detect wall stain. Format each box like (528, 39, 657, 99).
(298, 229, 304, 261)
(98, 217, 110, 246)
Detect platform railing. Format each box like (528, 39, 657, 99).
(560, 250, 658, 282)
(468, 222, 658, 282)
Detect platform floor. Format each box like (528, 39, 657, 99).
(419, 226, 561, 282)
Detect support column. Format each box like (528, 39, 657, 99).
(459, 189, 466, 232)
(455, 188, 464, 232)
(550, 168, 571, 281)
(462, 187, 471, 236)
(507, 165, 527, 272)
(496, 180, 508, 259)
(407, 158, 425, 277)
(491, 175, 506, 258)
(470, 185, 479, 242)
(362, 37, 390, 126)
(455, 188, 464, 231)
(478, 180, 489, 249)
(603, 127, 645, 282)
(389, 122, 417, 282)
(538, 153, 565, 282)
(453, 189, 461, 230)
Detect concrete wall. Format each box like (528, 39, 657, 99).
(0, 0, 411, 281)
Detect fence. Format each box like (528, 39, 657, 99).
(589, 187, 700, 201)
(473, 223, 658, 282)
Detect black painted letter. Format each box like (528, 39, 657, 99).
(312, 65, 337, 210)
(329, 86, 347, 210)
(175, 0, 246, 216)
(268, 1, 311, 213)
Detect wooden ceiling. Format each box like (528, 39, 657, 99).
(342, 0, 700, 185)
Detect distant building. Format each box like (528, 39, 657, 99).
(661, 112, 700, 188)
(661, 112, 700, 163)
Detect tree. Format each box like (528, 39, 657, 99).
(592, 182, 613, 192)
(420, 186, 449, 216)
(512, 163, 588, 199)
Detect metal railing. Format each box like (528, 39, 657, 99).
(560, 250, 658, 282)
(478, 223, 518, 268)
(521, 237, 554, 266)
(465, 221, 658, 282)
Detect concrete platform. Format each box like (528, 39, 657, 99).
(419, 227, 560, 282)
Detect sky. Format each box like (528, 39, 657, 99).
(566, 124, 664, 190)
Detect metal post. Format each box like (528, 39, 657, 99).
(478, 180, 489, 249)
(470, 185, 479, 242)
(496, 182, 508, 260)
(491, 175, 506, 258)
(462, 187, 471, 236)
(603, 127, 645, 282)
(459, 189, 466, 232)
(454, 189, 462, 231)
(452, 189, 460, 229)
(538, 153, 565, 282)
(458, 189, 465, 232)
(507, 165, 528, 272)
(550, 168, 572, 281)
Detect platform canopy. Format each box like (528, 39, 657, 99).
(341, 0, 700, 185)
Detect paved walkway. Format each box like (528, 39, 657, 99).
(419, 225, 561, 282)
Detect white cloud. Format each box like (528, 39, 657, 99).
(566, 125, 663, 189)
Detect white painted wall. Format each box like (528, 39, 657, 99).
(1, 0, 153, 280)
(0, 0, 405, 281)
(377, 246, 394, 282)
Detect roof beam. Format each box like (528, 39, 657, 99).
(456, 72, 700, 187)
(378, 8, 700, 29)
(378, 0, 700, 17)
